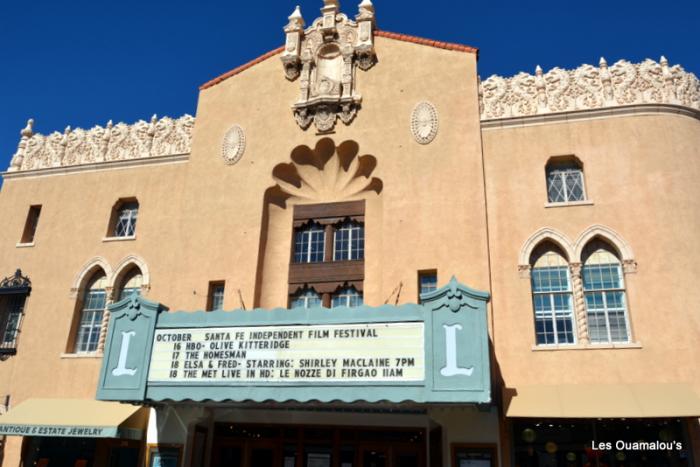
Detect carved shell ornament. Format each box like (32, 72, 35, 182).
(222, 125, 246, 165)
(411, 101, 439, 144)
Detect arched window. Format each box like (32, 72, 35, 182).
(293, 221, 325, 263)
(546, 157, 585, 203)
(333, 219, 364, 261)
(290, 287, 322, 309)
(530, 244, 575, 345)
(582, 240, 630, 343)
(115, 267, 143, 301)
(331, 286, 363, 308)
(75, 272, 107, 353)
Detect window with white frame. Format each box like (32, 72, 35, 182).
(207, 282, 225, 311)
(333, 219, 364, 261)
(290, 288, 322, 309)
(74, 273, 107, 353)
(530, 246, 576, 345)
(331, 286, 363, 308)
(113, 201, 139, 237)
(546, 159, 586, 203)
(293, 222, 325, 263)
(116, 268, 143, 301)
(582, 241, 630, 343)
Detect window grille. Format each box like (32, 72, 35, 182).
(419, 271, 438, 295)
(0, 270, 31, 355)
(75, 275, 107, 353)
(531, 250, 576, 345)
(209, 284, 225, 311)
(116, 269, 143, 301)
(331, 286, 363, 308)
(546, 164, 585, 203)
(291, 288, 322, 309)
(583, 246, 630, 343)
(114, 202, 139, 237)
(333, 220, 364, 261)
(293, 222, 325, 263)
(1, 295, 25, 351)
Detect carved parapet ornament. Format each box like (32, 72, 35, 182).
(6, 114, 195, 173)
(282, 0, 377, 132)
(479, 57, 700, 120)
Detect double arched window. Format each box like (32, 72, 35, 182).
(523, 228, 634, 346)
(70, 257, 149, 354)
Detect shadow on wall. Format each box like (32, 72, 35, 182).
(253, 138, 383, 308)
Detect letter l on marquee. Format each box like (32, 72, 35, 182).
(440, 324, 474, 376)
(112, 331, 138, 376)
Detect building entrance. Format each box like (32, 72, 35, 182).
(211, 423, 426, 467)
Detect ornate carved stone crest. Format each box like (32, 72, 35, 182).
(411, 101, 439, 144)
(281, 0, 377, 132)
(222, 125, 246, 165)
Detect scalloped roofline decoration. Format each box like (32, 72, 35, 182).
(7, 115, 195, 174)
(480, 56, 700, 121)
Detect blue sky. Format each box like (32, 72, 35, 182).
(1, 0, 698, 181)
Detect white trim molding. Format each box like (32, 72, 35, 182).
(112, 255, 151, 293)
(518, 227, 576, 276)
(574, 224, 637, 272)
(70, 257, 113, 298)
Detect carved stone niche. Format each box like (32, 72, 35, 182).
(281, 0, 377, 132)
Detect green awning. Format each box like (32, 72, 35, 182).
(0, 399, 146, 439)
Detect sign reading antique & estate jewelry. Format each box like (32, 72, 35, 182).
(147, 322, 424, 383)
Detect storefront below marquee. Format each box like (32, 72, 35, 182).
(22, 436, 142, 467)
(143, 404, 502, 467)
(0, 399, 148, 467)
(511, 418, 694, 467)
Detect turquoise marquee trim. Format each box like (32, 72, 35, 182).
(97, 278, 491, 405)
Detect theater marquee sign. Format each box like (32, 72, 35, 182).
(97, 277, 491, 404)
(148, 322, 425, 383)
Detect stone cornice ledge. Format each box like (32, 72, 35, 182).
(481, 103, 700, 130)
(2, 153, 189, 181)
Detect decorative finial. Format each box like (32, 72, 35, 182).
(107, 119, 113, 129)
(599, 57, 607, 68)
(289, 5, 302, 21)
(286, 5, 305, 30)
(64, 125, 71, 134)
(21, 119, 34, 138)
(660, 55, 668, 66)
(357, 0, 375, 19)
(535, 65, 543, 76)
(151, 114, 158, 124)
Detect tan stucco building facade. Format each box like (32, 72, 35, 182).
(1, 1, 699, 466)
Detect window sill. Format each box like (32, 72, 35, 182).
(60, 352, 103, 359)
(16, 242, 35, 248)
(531, 342, 642, 351)
(102, 235, 137, 242)
(544, 200, 594, 208)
